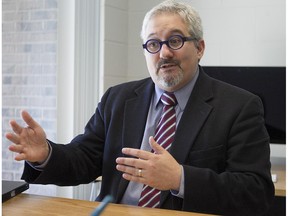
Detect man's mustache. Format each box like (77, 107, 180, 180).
(157, 59, 181, 70)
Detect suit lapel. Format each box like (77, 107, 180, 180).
(115, 79, 154, 203)
(122, 80, 154, 149)
(171, 98, 213, 163)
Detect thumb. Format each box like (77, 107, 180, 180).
(149, 136, 165, 154)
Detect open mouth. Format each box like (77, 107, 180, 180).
(157, 59, 180, 70)
(161, 63, 176, 68)
(159, 63, 178, 70)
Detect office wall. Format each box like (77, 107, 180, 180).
(102, 0, 285, 91)
(193, 0, 285, 67)
(102, 0, 129, 91)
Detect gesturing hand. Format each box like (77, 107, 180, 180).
(5, 110, 49, 163)
(116, 136, 181, 191)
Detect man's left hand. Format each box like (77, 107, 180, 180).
(116, 136, 181, 191)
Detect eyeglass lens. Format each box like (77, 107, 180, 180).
(146, 35, 184, 53)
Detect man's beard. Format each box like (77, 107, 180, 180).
(156, 59, 184, 88)
(157, 68, 184, 88)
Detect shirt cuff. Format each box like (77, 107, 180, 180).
(170, 165, 184, 198)
(27, 141, 52, 171)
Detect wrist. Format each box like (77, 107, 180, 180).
(172, 164, 182, 190)
(37, 141, 51, 164)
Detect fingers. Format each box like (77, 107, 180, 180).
(116, 164, 146, 184)
(121, 148, 151, 160)
(116, 150, 149, 182)
(5, 132, 20, 144)
(122, 172, 145, 183)
(7, 110, 37, 135)
(7, 139, 27, 161)
(116, 164, 143, 178)
(21, 110, 39, 129)
(149, 136, 165, 154)
(14, 153, 26, 161)
(8, 143, 24, 154)
(116, 138, 166, 178)
(9, 120, 24, 135)
(116, 157, 146, 171)
(121, 137, 166, 159)
(7, 133, 26, 158)
(116, 139, 179, 190)
(116, 162, 142, 183)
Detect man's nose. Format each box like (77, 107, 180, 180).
(159, 44, 174, 59)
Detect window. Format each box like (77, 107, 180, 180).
(2, 0, 100, 199)
(2, 0, 58, 196)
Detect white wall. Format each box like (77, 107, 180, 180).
(127, 0, 163, 81)
(102, 0, 129, 91)
(103, 0, 285, 88)
(126, 0, 286, 81)
(194, 0, 286, 67)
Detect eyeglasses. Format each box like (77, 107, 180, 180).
(142, 35, 197, 54)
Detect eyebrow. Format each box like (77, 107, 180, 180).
(146, 29, 186, 40)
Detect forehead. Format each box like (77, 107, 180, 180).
(144, 13, 188, 40)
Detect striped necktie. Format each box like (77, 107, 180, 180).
(138, 92, 178, 208)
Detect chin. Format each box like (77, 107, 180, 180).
(157, 72, 184, 90)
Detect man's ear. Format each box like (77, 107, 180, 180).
(197, 39, 205, 61)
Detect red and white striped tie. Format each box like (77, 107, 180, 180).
(138, 92, 177, 208)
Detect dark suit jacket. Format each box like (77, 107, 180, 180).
(22, 66, 274, 215)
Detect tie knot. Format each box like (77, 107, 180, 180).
(161, 92, 177, 106)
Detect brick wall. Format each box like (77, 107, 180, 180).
(2, 0, 58, 189)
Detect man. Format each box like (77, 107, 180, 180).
(6, 0, 274, 215)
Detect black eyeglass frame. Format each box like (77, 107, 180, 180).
(142, 35, 197, 54)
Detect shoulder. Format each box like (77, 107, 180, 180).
(105, 77, 152, 96)
(200, 68, 259, 100)
(98, 77, 154, 107)
(195, 67, 263, 113)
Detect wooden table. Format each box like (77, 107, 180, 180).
(2, 194, 214, 216)
(271, 164, 286, 197)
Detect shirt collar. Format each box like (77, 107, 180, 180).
(154, 66, 200, 111)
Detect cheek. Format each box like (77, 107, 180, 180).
(145, 54, 158, 72)
(180, 50, 198, 69)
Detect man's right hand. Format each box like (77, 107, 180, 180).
(5, 110, 49, 163)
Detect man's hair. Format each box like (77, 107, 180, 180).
(140, 0, 203, 42)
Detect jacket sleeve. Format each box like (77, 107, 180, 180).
(21, 91, 109, 186)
